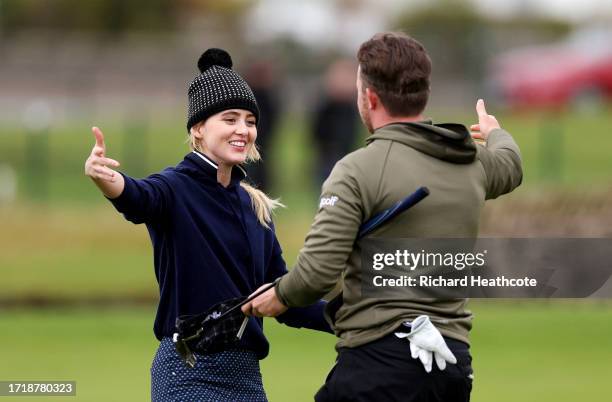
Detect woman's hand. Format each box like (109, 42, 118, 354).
(85, 127, 125, 198)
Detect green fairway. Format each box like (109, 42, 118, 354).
(0, 204, 321, 301)
(1, 108, 611, 401)
(1, 302, 611, 401)
(470, 301, 612, 402)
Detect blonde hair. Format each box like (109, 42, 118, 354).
(188, 126, 284, 229)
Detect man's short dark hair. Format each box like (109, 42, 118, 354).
(357, 32, 431, 117)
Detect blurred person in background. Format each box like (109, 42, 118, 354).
(243, 60, 281, 192)
(243, 32, 523, 402)
(84, 48, 331, 402)
(311, 58, 360, 187)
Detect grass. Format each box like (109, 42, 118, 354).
(0, 205, 156, 300)
(1, 109, 611, 401)
(470, 301, 612, 402)
(0, 203, 319, 300)
(0, 307, 158, 402)
(0, 107, 611, 209)
(1, 108, 611, 299)
(1, 302, 611, 401)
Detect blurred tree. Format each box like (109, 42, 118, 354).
(394, 0, 484, 80)
(394, 0, 571, 81)
(0, 0, 254, 36)
(0, 0, 175, 35)
(183, 0, 253, 14)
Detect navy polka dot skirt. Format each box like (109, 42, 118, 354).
(151, 337, 267, 401)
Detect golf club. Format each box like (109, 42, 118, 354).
(328, 186, 430, 324)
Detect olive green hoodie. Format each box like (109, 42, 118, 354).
(277, 121, 522, 349)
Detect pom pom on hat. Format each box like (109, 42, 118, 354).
(187, 48, 259, 131)
(197, 48, 233, 73)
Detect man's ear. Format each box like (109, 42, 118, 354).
(365, 87, 378, 110)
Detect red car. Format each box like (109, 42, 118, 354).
(488, 28, 612, 109)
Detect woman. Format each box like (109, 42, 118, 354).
(84, 48, 331, 401)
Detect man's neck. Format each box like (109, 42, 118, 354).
(372, 114, 424, 131)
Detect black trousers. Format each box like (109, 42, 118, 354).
(315, 332, 473, 402)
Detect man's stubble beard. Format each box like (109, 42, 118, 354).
(359, 97, 374, 134)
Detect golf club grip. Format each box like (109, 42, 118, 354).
(358, 186, 430, 238)
(220, 280, 278, 319)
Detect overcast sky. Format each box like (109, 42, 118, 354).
(247, 0, 611, 51)
(470, 0, 612, 21)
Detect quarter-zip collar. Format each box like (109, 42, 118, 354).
(179, 150, 247, 186)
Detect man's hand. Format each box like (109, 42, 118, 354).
(395, 315, 457, 373)
(241, 284, 288, 317)
(470, 99, 500, 142)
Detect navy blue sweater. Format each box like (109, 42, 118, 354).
(109, 151, 331, 359)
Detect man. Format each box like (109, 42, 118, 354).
(243, 32, 522, 401)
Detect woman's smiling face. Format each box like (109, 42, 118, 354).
(192, 109, 257, 166)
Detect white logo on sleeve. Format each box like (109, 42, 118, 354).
(319, 195, 339, 208)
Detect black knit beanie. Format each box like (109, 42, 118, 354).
(186, 48, 259, 132)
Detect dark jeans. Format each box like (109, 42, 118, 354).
(315, 332, 473, 402)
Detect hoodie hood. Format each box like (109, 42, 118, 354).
(366, 120, 477, 164)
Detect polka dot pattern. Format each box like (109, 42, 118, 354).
(151, 337, 267, 401)
(186, 65, 259, 131)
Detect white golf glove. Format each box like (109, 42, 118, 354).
(394, 315, 457, 373)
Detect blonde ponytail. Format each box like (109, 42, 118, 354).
(241, 137, 284, 229)
(239, 181, 284, 229)
(188, 127, 284, 228)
